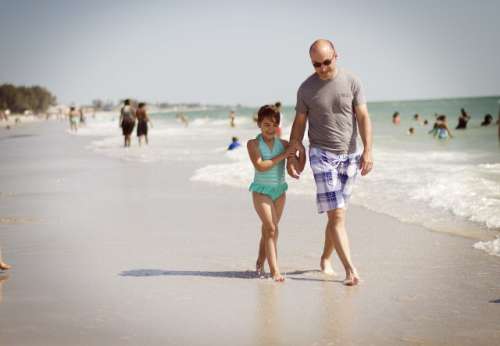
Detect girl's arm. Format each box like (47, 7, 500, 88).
(247, 140, 293, 172)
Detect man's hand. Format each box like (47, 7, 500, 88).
(287, 156, 301, 179)
(359, 150, 373, 176)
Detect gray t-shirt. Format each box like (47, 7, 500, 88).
(295, 68, 366, 154)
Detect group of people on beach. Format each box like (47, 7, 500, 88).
(394, 107, 500, 140)
(247, 39, 373, 285)
(119, 99, 152, 147)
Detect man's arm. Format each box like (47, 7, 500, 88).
(355, 104, 373, 176)
(287, 111, 307, 179)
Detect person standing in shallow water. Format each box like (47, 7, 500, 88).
(287, 39, 373, 286)
(119, 99, 135, 147)
(68, 106, 79, 132)
(456, 108, 471, 129)
(135, 102, 151, 146)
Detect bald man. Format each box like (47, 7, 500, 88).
(288, 39, 373, 286)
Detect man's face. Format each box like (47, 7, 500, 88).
(310, 48, 336, 80)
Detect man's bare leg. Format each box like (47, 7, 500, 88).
(327, 208, 359, 285)
(320, 225, 337, 275)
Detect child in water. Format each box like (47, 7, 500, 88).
(247, 104, 305, 282)
(429, 115, 453, 140)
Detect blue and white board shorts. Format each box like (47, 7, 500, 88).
(309, 147, 360, 213)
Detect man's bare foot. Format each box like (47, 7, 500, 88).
(320, 256, 336, 275)
(343, 269, 360, 286)
(272, 273, 285, 282)
(0, 262, 11, 271)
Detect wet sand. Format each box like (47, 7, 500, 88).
(0, 122, 499, 345)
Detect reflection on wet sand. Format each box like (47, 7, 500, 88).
(319, 280, 355, 345)
(254, 283, 280, 346)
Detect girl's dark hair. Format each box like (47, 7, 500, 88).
(124, 99, 130, 106)
(138, 102, 146, 108)
(257, 104, 280, 124)
(393, 112, 400, 118)
(275, 101, 282, 109)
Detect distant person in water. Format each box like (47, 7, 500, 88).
(392, 112, 400, 125)
(274, 101, 283, 138)
(79, 108, 86, 126)
(229, 110, 236, 128)
(456, 108, 471, 129)
(430, 115, 453, 140)
(227, 136, 241, 151)
(407, 127, 415, 135)
(119, 99, 136, 147)
(135, 102, 151, 146)
(414, 113, 422, 124)
(0, 248, 11, 271)
(481, 114, 493, 126)
(247, 104, 304, 282)
(68, 106, 79, 132)
(176, 113, 189, 127)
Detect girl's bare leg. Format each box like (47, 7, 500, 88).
(252, 193, 284, 282)
(256, 193, 286, 276)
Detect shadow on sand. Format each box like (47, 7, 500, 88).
(119, 269, 338, 282)
(489, 299, 500, 304)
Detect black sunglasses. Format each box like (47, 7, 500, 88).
(312, 58, 333, 68)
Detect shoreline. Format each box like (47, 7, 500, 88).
(0, 121, 499, 345)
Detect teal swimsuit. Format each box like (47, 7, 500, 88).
(249, 134, 288, 201)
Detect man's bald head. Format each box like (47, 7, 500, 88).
(309, 39, 336, 56)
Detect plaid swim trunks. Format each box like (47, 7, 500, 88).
(309, 147, 361, 213)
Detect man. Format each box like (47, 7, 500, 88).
(288, 39, 373, 286)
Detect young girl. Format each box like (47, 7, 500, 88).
(247, 104, 305, 282)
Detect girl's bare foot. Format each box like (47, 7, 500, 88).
(320, 256, 336, 275)
(256, 260, 265, 277)
(343, 268, 360, 286)
(0, 262, 11, 271)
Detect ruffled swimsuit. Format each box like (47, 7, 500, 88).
(249, 134, 288, 201)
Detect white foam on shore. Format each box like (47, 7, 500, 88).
(473, 238, 500, 256)
(76, 112, 500, 256)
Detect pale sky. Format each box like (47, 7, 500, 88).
(1, 0, 499, 106)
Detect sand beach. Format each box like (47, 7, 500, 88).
(0, 120, 499, 345)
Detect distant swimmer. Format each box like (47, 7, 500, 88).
(407, 127, 415, 135)
(227, 136, 241, 151)
(456, 108, 470, 129)
(68, 106, 79, 132)
(135, 102, 151, 146)
(229, 110, 236, 128)
(176, 113, 189, 127)
(119, 99, 136, 147)
(430, 115, 453, 140)
(480, 114, 493, 126)
(392, 111, 400, 125)
(274, 101, 283, 138)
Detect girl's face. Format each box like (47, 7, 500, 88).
(258, 117, 278, 139)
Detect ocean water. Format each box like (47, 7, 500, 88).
(73, 96, 500, 256)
